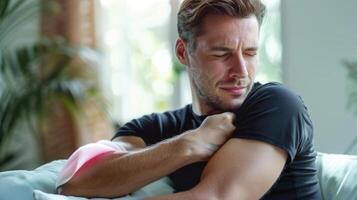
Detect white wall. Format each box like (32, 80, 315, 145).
(281, 0, 357, 154)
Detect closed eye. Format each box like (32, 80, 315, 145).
(213, 53, 230, 58)
(244, 51, 257, 57)
(244, 47, 258, 57)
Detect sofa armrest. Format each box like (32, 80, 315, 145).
(316, 152, 357, 200)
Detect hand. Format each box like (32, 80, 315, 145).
(183, 112, 236, 161)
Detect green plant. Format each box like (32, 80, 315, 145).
(0, 0, 99, 160)
(345, 61, 357, 115)
(344, 61, 357, 154)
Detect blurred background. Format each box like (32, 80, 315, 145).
(0, 0, 356, 171)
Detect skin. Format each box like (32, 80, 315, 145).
(61, 14, 288, 200)
(60, 113, 236, 198)
(177, 14, 259, 115)
(145, 14, 288, 200)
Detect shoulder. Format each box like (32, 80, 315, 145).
(242, 82, 306, 114)
(234, 82, 312, 163)
(248, 82, 302, 104)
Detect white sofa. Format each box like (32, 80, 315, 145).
(0, 153, 356, 200)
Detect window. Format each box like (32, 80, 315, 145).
(258, 0, 282, 83)
(97, 0, 281, 124)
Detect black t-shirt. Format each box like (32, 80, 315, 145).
(112, 82, 322, 200)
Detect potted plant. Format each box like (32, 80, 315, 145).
(0, 0, 101, 169)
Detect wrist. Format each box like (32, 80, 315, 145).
(179, 130, 213, 162)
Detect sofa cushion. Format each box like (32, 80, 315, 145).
(1, 152, 357, 200)
(0, 159, 174, 200)
(0, 160, 65, 200)
(33, 177, 174, 200)
(316, 153, 357, 200)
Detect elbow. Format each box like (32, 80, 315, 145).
(59, 179, 127, 198)
(56, 160, 108, 197)
(56, 144, 127, 197)
(57, 161, 117, 197)
(58, 181, 81, 196)
(57, 165, 134, 198)
(58, 173, 98, 197)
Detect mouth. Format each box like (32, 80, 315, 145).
(219, 86, 246, 96)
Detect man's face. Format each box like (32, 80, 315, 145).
(178, 14, 260, 114)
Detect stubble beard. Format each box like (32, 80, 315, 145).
(190, 68, 252, 113)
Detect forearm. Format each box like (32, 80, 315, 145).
(60, 132, 201, 198)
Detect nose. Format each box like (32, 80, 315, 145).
(229, 53, 248, 78)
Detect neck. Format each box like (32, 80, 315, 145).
(191, 92, 220, 116)
(188, 74, 222, 116)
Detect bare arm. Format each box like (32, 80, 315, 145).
(60, 112, 236, 198)
(148, 138, 287, 200)
(60, 133, 199, 198)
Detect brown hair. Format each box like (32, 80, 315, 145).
(177, 0, 266, 52)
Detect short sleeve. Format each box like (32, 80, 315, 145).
(233, 83, 313, 163)
(111, 114, 162, 145)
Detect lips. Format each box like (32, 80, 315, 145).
(220, 86, 246, 96)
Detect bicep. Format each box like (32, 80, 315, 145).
(192, 138, 287, 200)
(112, 135, 147, 151)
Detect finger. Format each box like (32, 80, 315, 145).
(223, 112, 236, 122)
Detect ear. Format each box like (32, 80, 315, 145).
(175, 38, 189, 66)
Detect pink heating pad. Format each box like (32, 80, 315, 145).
(56, 140, 127, 190)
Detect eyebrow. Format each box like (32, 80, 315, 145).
(209, 46, 258, 52)
(245, 47, 258, 51)
(210, 46, 233, 52)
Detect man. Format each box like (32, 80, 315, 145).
(61, 0, 322, 199)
